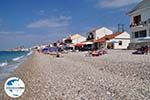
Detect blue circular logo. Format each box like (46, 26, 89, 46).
(4, 77, 25, 98)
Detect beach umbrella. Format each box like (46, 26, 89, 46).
(49, 47, 59, 52)
(42, 48, 49, 53)
(42, 48, 49, 51)
(111, 40, 118, 43)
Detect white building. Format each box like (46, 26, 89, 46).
(64, 34, 86, 44)
(106, 32, 130, 49)
(87, 27, 113, 40)
(128, 0, 150, 44)
(94, 32, 130, 49)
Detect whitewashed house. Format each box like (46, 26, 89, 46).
(72, 34, 86, 44)
(64, 34, 86, 44)
(87, 27, 113, 40)
(105, 32, 130, 49)
(128, 0, 150, 48)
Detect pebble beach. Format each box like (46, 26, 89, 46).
(0, 50, 150, 100)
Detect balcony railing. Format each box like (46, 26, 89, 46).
(130, 18, 150, 28)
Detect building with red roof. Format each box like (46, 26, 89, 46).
(93, 32, 130, 49)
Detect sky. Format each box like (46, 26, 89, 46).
(0, 0, 142, 50)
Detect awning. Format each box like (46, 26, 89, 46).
(82, 41, 94, 45)
(138, 37, 150, 41)
(110, 40, 118, 43)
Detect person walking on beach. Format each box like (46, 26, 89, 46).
(144, 45, 149, 55)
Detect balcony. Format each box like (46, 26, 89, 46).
(130, 18, 150, 28)
(131, 37, 150, 43)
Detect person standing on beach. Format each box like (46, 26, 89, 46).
(144, 45, 149, 55)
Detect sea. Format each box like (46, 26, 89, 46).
(0, 51, 32, 82)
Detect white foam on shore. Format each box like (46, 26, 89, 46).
(12, 56, 24, 61)
(27, 51, 33, 56)
(0, 62, 8, 67)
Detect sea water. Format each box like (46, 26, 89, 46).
(0, 51, 32, 81)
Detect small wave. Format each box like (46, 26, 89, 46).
(0, 62, 8, 67)
(27, 51, 33, 56)
(12, 56, 24, 61)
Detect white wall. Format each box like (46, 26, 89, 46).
(106, 39, 130, 49)
(72, 36, 86, 44)
(106, 32, 130, 49)
(115, 32, 130, 49)
(114, 39, 130, 49)
(131, 8, 150, 23)
(95, 27, 113, 39)
(141, 8, 150, 21)
(129, 1, 150, 43)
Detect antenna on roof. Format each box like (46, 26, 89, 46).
(118, 24, 125, 32)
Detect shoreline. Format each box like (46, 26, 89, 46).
(0, 51, 31, 82)
(0, 51, 32, 82)
(0, 52, 34, 99)
(0, 50, 150, 99)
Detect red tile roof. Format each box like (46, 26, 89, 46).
(94, 32, 123, 43)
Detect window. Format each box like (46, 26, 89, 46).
(65, 39, 72, 43)
(139, 30, 147, 37)
(133, 30, 147, 38)
(133, 15, 141, 25)
(134, 32, 139, 38)
(119, 41, 122, 46)
(87, 32, 94, 40)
